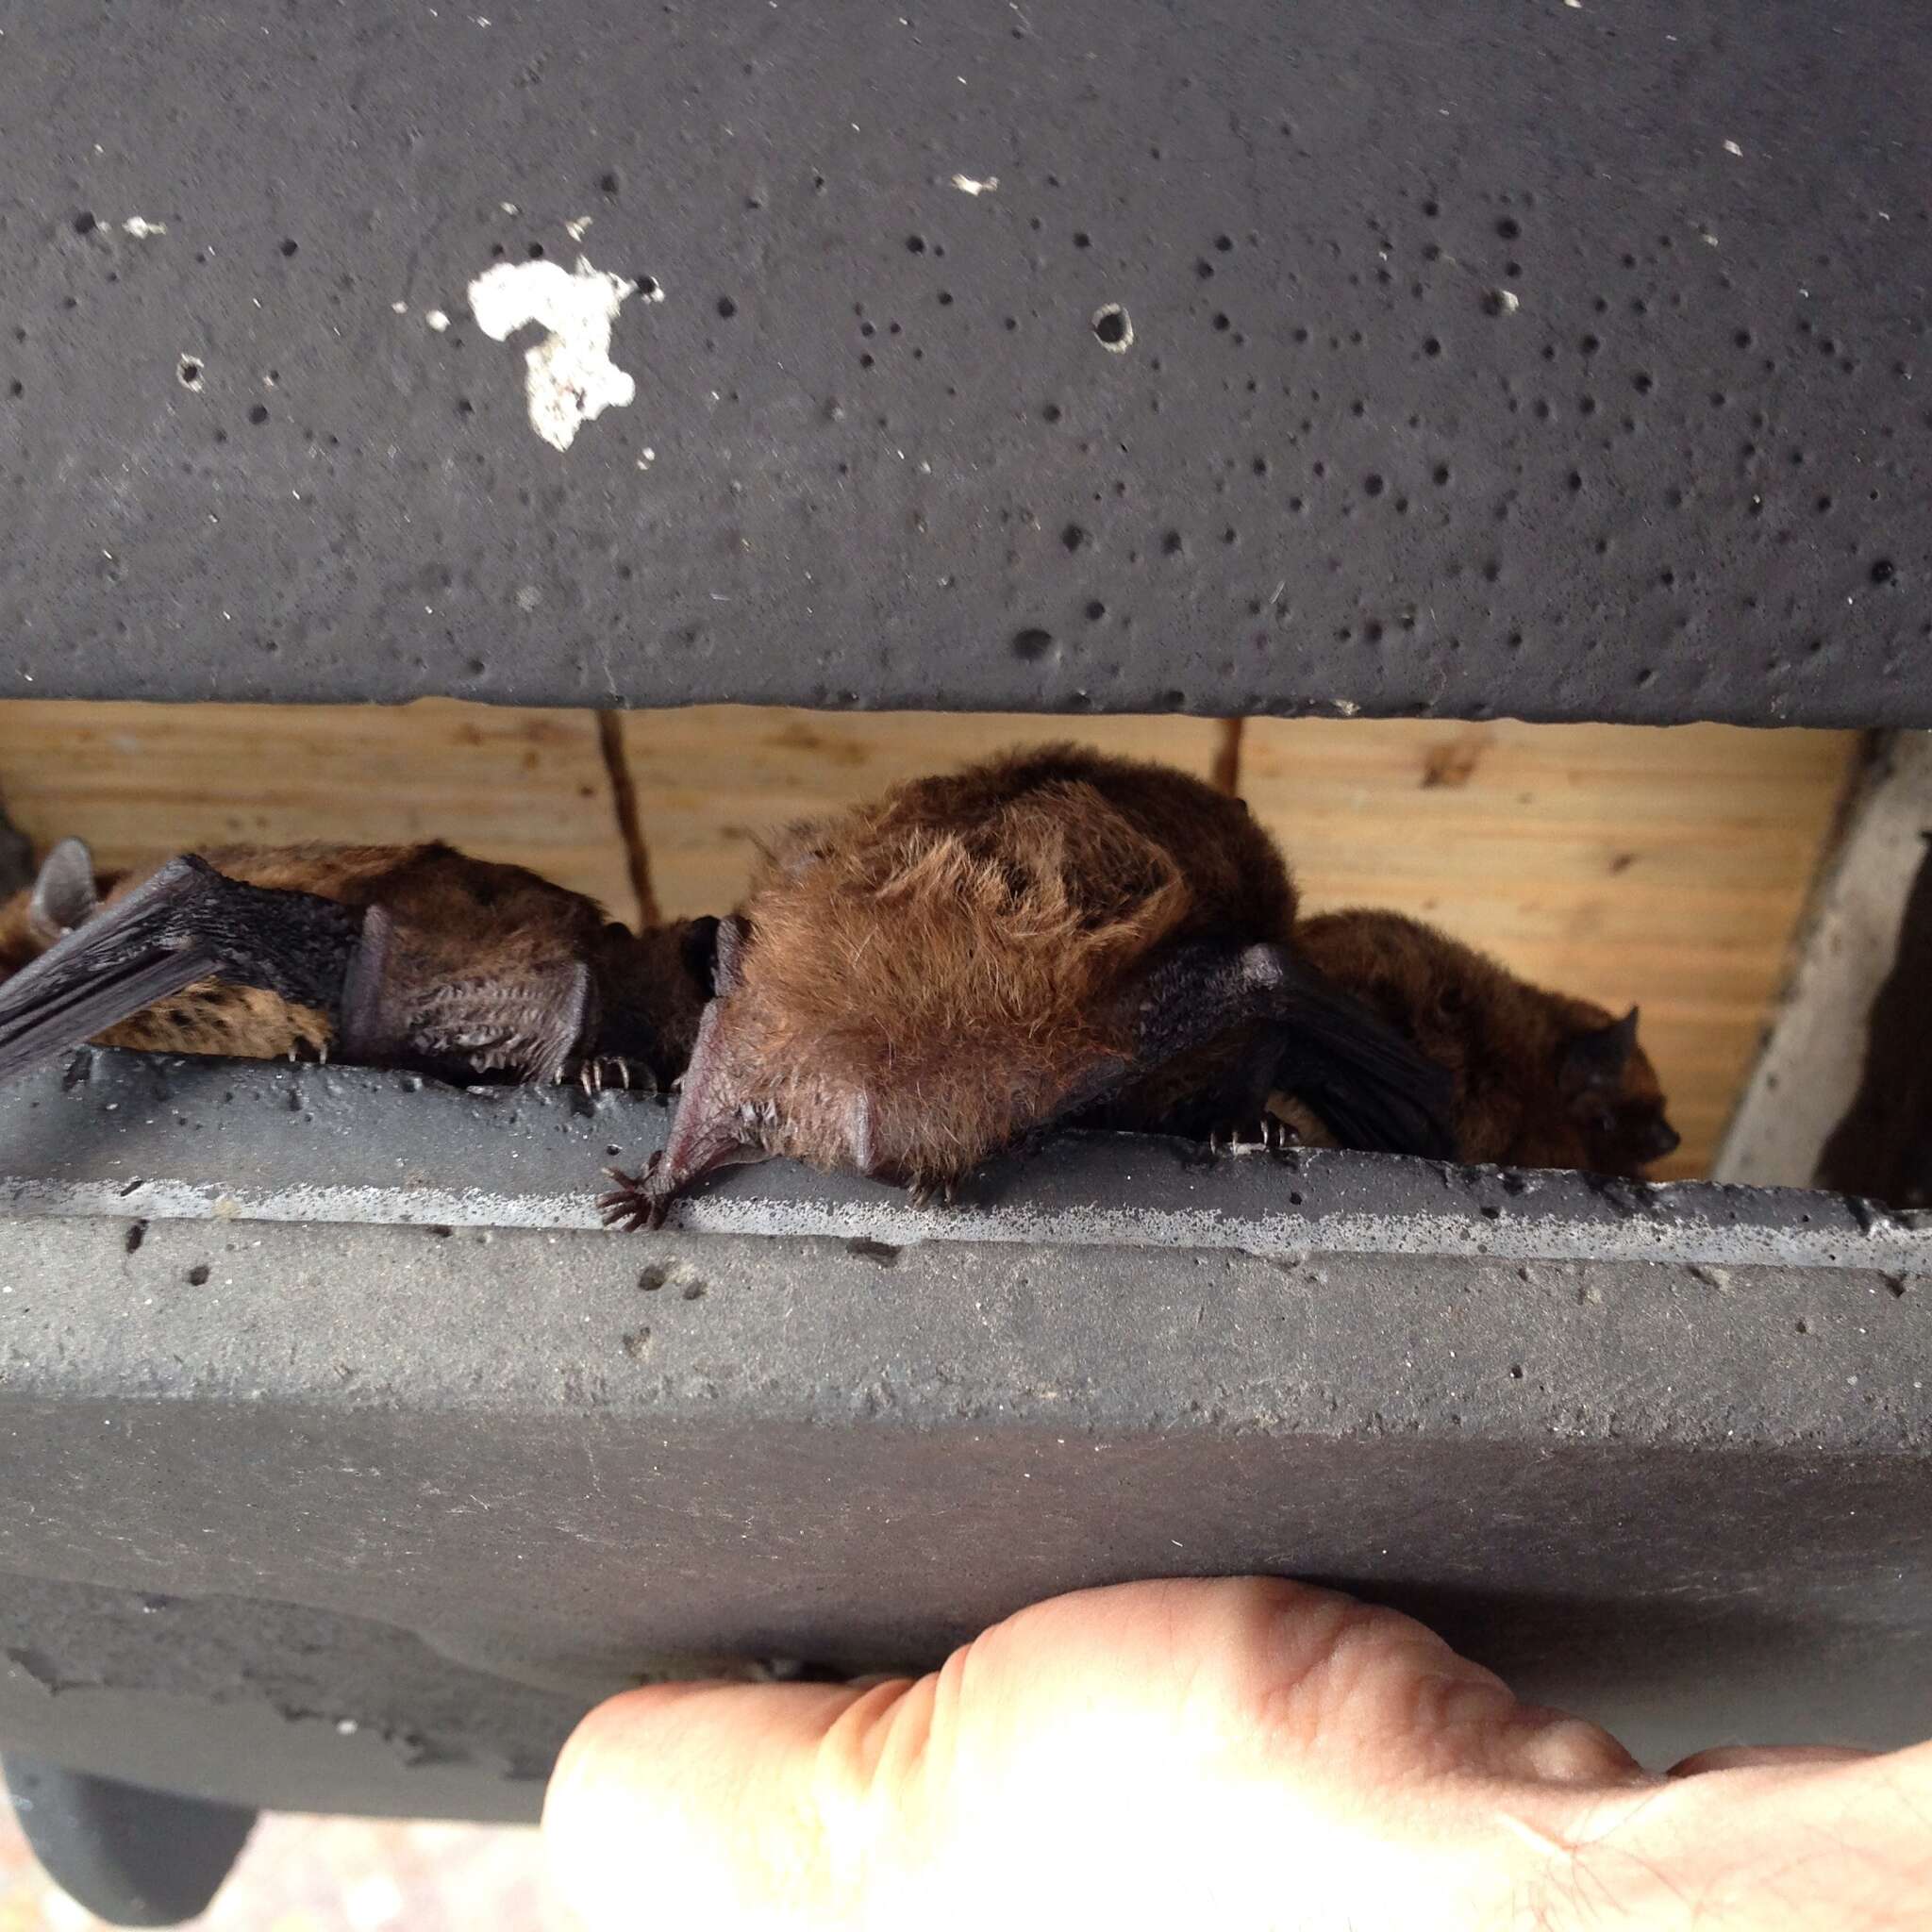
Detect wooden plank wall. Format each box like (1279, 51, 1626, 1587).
(0, 700, 1858, 1178)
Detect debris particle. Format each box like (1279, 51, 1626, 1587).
(468, 254, 641, 451)
(951, 174, 998, 195)
(425, 308, 450, 331)
(121, 216, 166, 239)
(1723, 139, 1743, 157)
(391, 300, 408, 314)
(565, 214, 593, 241)
(1493, 287, 1520, 313)
(500, 201, 519, 215)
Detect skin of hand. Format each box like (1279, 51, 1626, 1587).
(542, 1578, 1930, 1932)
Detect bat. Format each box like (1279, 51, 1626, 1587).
(1265, 908, 1680, 1176)
(0, 840, 718, 1093)
(599, 744, 1457, 1229)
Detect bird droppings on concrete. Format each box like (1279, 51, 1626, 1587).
(467, 254, 641, 452)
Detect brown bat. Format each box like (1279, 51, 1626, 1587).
(599, 744, 1456, 1229)
(1264, 908, 1680, 1176)
(0, 839, 717, 1091)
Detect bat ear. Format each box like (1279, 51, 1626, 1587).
(29, 839, 98, 939)
(1560, 1005, 1640, 1094)
(679, 915, 722, 991)
(712, 914, 753, 995)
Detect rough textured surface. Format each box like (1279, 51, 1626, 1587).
(2, 0, 1927, 723)
(2, 1209, 1931, 1823)
(3, 1050, 1929, 1273)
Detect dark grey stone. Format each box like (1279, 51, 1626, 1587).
(0, 0, 1924, 724)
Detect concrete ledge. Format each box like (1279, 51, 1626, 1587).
(2, 1058, 1931, 1811)
(2, 1050, 1927, 1274)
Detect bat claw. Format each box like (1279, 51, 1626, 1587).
(597, 1155, 669, 1232)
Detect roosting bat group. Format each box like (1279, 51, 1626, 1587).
(0, 744, 1677, 1226)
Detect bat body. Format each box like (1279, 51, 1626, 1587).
(0, 841, 716, 1092)
(601, 744, 1455, 1228)
(1269, 909, 1680, 1176)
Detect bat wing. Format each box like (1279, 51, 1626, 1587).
(341, 903, 591, 1085)
(1271, 969, 1458, 1160)
(1109, 939, 1457, 1161)
(0, 857, 361, 1083)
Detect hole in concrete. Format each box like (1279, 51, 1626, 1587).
(186, 1263, 210, 1287)
(1092, 303, 1132, 351)
(1011, 626, 1056, 659)
(176, 357, 203, 390)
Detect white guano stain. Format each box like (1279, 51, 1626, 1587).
(467, 254, 641, 452)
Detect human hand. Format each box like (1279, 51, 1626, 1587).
(543, 1577, 1926, 1931)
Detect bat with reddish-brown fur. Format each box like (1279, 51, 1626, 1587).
(1263, 908, 1681, 1176)
(599, 744, 1457, 1229)
(0, 839, 718, 1092)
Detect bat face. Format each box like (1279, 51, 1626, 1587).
(581, 916, 719, 1091)
(1556, 1002, 1681, 1174)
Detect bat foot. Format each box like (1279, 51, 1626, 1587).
(1208, 1116, 1272, 1156)
(574, 1056, 658, 1097)
(597, 1156, 671, 1232)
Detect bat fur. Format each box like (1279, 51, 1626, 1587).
(1268, 908, 1680, 1176)
(601, 743, 1457, 1229)
(0, 840, 716, 1091)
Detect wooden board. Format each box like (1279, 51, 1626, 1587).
(0, 699, 640, 922)
(620, 708, 1229, 922)
(1240, 720, 1860, 1178)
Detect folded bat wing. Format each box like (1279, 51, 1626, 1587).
(0, 856, 360, 1083)
(1274, 966, 1460, 1161)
